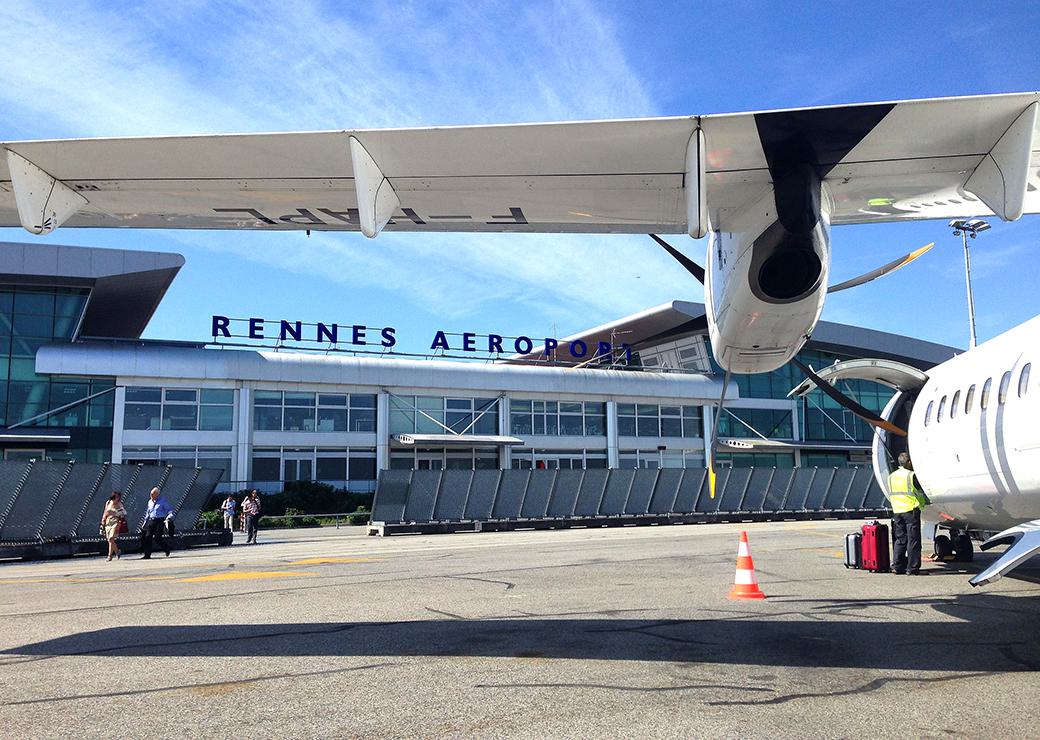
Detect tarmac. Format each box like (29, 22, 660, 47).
(0, 519, 1038, 739)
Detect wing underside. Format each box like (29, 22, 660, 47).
(0, 92, 1037, 235)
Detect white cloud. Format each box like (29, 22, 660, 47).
(0, 0, 691, 331)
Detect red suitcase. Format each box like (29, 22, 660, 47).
(861, 521, 890, 573)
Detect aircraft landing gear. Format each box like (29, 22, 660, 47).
(953, 532, 974, 562)
(933, 534, 954, 561)
(932, 530, 975, 562)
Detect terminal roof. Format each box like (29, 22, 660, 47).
(0, 241, 183, 339)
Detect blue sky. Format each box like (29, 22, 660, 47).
(1, 0, 1038, 352)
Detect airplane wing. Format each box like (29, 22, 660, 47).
(1, 92, 1037, 237)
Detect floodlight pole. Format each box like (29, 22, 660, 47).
(960, 228, 978, 349)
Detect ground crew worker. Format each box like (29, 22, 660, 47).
(888, 452, 929, 575)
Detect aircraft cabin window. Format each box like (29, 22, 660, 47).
(938, 395, 947, 422)
(965, 384, 975, 413)
(1019, 363, 1031, 398)
(999, 371, 1012, 405)
(982, 378, 992, 410)
(951, 390, 960, 418)
(924, 401, 933, 426)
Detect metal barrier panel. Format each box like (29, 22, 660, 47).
(825, 468, 857, 509)
(627, 468, 663, 514)
(547, 470, 583, 518)
(124, 465, 173, 529)
(0, 462, 71, 541)
(740, 468, 775, 512)
(718, 468, 751, 512)
(674, 469, 706, 513)
(0, 462, 31, 530)
(39, 463, 106, 539)
(574, 469, 610, 516)
(492, 470, 529, 519)
(404, 471, 442, 522)
(75, 464, 140, 538)
(520, 470, 556, 519)
(762, 469, 795, 511)
(178, 469, 223, 529)
(599, 469, 635, 515)
(861, 471, 889, 509)
(803, 468, 835, 511)
(695, 469, 727, 513)
(464, 470, 501, 520)
(782, 468, 817, 511)
(372, 471, 412, 523)
(434, 471, 473, 521)
(646, 468, 682, 514)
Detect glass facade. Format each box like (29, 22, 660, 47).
(709, 345, 894, 445)
(391, 396, 498, 435)
(0, 285, 114, 463)
(254, 391, 376, 432)
(510, 400, 605, 437)
(125, 386, 235, 431)
(251, 446, 378, 490)
(617, 403, 702, 438)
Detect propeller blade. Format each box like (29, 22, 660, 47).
(791, 357, 907, 437)
(708, 370, 732, 499)
(827, 242, 934, 293)
(649, 234, 705, 284)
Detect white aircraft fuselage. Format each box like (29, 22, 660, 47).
(903, 316, 1040, 532)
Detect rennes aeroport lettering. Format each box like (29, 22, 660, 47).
(211, 316, 631, 361)
(212, 316, 397, 347)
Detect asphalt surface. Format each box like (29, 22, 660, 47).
(1, 520, 1038, 739)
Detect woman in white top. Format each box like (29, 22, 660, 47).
(101, 491, 127, 561)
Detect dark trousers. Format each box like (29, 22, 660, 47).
(141, 518, 170, 557)
(245, 514, 259, 543)
(892, 509, 922, 573)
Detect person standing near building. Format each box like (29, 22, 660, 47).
(888, 452, 929, 575)
(100, 491, 127, 562)
(141, 486, 174, 559)
(220, 494, 237, 531)
(242, 490, 261, 544)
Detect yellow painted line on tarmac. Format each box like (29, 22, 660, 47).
(177, 570, 318, 583)
(286, 557, 377, 565)
(0, 575, 182, 585)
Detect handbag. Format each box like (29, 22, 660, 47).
(117, 517, 129, 535)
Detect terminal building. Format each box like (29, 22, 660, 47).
(0, 242, 958, 493)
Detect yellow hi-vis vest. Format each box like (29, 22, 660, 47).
(888, 467, 926, 513)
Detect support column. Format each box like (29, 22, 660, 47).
(235, 387, 252, 485)
(110, 385, 126, 463)
(605, 400, 619, 469)
(498, 394, 511, 469)
(376, 391, 390, 470)
(702, 403, 713, 464)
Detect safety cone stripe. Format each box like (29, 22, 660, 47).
(736, 555, 755, 570)
(734, 570, 756, 585)
(737, 541, 750, 556)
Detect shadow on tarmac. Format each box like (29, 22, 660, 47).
(5, 592, 1039, 672)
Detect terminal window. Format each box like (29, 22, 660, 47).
(253, 391, 376, 433)
(124, 386, 235, 432)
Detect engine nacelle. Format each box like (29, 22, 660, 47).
(706, 165, 832, 374)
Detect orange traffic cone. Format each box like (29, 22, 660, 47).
(728, 530, 766, 600)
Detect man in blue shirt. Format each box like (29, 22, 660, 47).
(141, 487, 174, 558)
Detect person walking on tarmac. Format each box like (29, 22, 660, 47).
(888, 452, 929, 575)
(141, 486, 174, 559)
